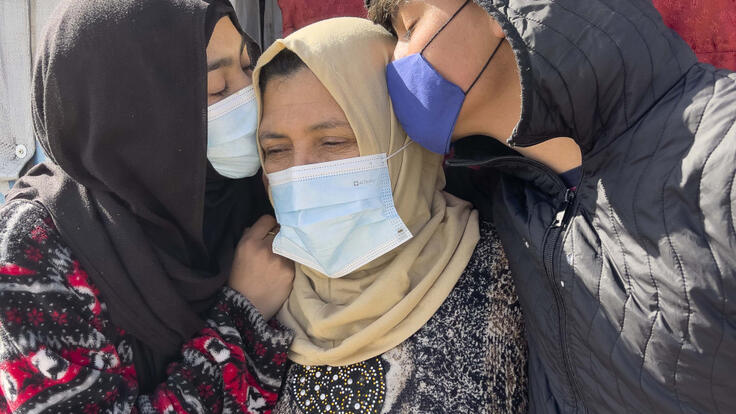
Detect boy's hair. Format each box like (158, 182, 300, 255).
(365, 0, 404, 35)
(258, 49, 308, 93)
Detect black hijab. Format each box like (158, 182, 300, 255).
(6, 0, 270, 391)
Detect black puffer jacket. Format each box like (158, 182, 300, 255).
(450, 1, 736, 413)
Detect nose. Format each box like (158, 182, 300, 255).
(291, 143, 321, 168)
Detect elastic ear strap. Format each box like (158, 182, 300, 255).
(387, 140, 415, 159)
(421, 0, 472, 55)
(466, 38, 504, 94)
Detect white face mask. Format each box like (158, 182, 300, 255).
(267, 143, 413, 278)
(207, 85, 261, 179)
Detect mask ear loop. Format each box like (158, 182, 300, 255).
(420, 0, 472, 55)
(464, 38, 505, 94)
(387, 140, 415, 159)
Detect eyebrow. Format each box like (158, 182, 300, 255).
(308, 119, 352, 132)
(207, 33, 254, 72)
(259, 119, 352, 140)
(259, 131, 289, 140)
(207, 56, 233, 72)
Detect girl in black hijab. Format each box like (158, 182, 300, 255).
(0, 0, 294, 412)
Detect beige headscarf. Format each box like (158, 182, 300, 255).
(253, 17, 480, 367)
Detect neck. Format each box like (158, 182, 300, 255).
(457, 42, 521, 143)
(513, 138, 582, 174)
(454, 130, 582, 174)
(453, 43, 582, 175)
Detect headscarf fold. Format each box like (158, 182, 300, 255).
(6, 0, 268, 391)
(253, 17, 480, 367)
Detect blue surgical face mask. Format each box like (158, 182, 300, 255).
(207, 85, 261, 179)
(267, 144, 413, 278)
(386, 0, 503, 154)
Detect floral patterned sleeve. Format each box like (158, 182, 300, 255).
(0, 201, 293, 414)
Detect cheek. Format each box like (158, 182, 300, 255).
(316, 142, 360, 163)
(263, 155, 293, 174)
(207, 73, 225, 95)
(344, 143, 361, 158)
(227, 68, 252, 91)
(393, 41, 410, 60)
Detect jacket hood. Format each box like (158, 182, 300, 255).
(475, 0, 697, 153)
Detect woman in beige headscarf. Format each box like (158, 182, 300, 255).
(254, 17, 527, 413)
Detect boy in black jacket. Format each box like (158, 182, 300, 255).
(367, 0, 736, 412)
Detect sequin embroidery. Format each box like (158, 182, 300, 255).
(289, 357, 386, 414)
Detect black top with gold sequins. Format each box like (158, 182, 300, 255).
(273, 222, 528, 414)
(288, 359, 386, 414)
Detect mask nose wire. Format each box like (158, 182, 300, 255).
(420, 0, 472, 55)
(465, 38, 505, 94)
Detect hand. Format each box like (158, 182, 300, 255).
(228, 215, 294, 320)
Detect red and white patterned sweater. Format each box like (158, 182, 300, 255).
(0, 200, 294, 413)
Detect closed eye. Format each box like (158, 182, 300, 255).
(262, 141, 293, 158)
(264, 147, 288, 155)
(323, 140, 347, 146)
(215, 85, 230, 97)
(402, 20, 417, 40)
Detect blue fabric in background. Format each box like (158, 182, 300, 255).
(558, 165, 582, 189)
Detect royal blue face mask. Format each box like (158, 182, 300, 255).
(386, 0, 504, 154)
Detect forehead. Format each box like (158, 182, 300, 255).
(209, 17, 239, 45)
(260, 68, 349, 129)
(207, 17, 257, 61)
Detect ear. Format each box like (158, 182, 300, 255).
(489, 16, 505, 39)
